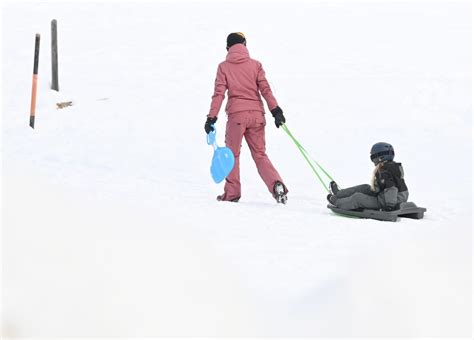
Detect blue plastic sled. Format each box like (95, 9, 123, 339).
(207, 126, 235, 183)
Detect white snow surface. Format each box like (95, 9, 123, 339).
(1, 0, 472, 337)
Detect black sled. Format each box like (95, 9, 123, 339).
(327, 202, 427, 222)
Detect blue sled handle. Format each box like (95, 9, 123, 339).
(206, 125, 216, 145)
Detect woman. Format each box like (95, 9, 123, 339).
(204, 32, 288, 204)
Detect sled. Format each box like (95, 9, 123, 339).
(327, 202, 427, 222)
(207, 126, 235, 183)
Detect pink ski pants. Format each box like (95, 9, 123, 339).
(222, 110, 286, 200)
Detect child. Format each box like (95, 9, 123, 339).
(327, 142, 409, 211)
(204, 32, 288, 204)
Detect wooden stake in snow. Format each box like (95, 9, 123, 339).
(30, 34, 40, 129)
(51, 19, 59, 91)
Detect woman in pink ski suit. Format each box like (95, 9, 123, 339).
(204, 32, 288, 203)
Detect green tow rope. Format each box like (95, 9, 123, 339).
(281, 124, 335, 193)
(282, 124, 359, 218)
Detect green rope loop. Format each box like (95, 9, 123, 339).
(281, 124, 336, 193)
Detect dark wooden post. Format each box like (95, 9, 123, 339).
(51, 19, 59, 91)
(30, 34, 40, 129)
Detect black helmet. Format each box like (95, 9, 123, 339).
(226, 32, 246, 50)
(370, 142, 394, 165)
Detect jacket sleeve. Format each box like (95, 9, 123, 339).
(208, 64, 227, 118)
(383, 187, 399, 210)
(256, 62, 278, 111)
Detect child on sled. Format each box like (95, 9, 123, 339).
(327, 142, 409, 211)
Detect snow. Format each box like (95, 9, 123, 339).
(1, 0, 472, 337)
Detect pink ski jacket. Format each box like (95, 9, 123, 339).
(208, 44, 279, 118)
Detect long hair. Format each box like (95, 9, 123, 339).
(370, 162, 384, 192)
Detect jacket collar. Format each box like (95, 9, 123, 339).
(226, 44, 250, 64)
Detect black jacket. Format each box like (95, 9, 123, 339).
(375, 161, 409, 210)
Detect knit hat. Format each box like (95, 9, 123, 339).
(226, 32, 246, 50)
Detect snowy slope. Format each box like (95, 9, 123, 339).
(1, 0, 472, 337)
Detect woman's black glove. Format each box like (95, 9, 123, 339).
(204, 116, 217, 134)
(271, 106, 286, 128)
